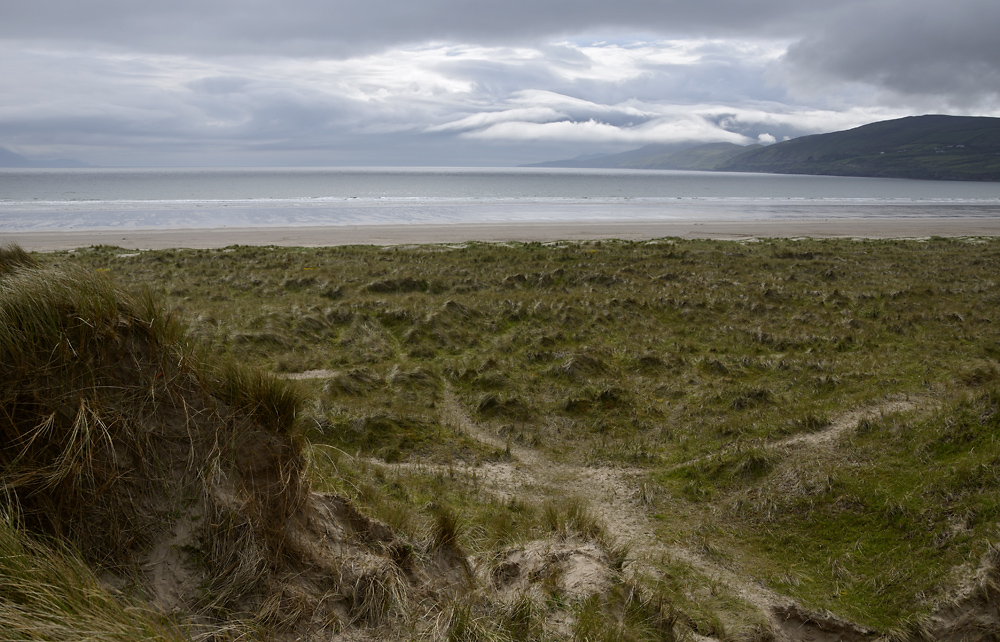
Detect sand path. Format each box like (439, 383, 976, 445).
(430, 388, 921, 640)
(289, 367, 921, 640)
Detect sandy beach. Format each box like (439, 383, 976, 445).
(6, 216, 1000, 251)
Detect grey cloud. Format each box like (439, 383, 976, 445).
(2, 0, 997, 166)
(3, 0, 826, 55)
(783, 0, 1000, 105)
(186, 76, 254, 94)
(434, 59, 564, 98)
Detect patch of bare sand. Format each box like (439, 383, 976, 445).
(143, 512, 202, 615)
(489, 539, 614, 601)
(920, 544, 1000, 642)
(282, 369, 338, 380)
(776, 396, 922, 449)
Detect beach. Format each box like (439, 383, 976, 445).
(8, 216, 1000, 251)
(7, 167, 1000, 251)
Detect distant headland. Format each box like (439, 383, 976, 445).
(0, 147, 89, 168)
(524, 115, 1000, 181)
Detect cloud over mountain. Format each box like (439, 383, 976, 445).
(1, 1, 995, 166)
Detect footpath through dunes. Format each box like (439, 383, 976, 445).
(427, 387, 910, 642)
(311, 368, 1000, 642)
(290, 367, 970, 642)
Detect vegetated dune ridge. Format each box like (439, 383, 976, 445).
(0, 252, 469, 640)
(2, 239, 1000, 642)
(0, 247, 679, 641)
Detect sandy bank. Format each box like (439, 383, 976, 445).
(8, 217, 1000, 251)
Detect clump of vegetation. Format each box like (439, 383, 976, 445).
(0, 511, 185, 642)
(0, 259, 314, 628)
(0, 242, 38, 275)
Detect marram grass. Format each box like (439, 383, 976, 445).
(0, 256, 313, 633)
(0, 510, 185, 642)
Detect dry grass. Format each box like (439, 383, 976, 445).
(0, 243, 38, 275)
(0, 509, 186, 642)
(0, 256, 312, 632)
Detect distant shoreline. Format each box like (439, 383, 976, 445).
(7, 217, 1000, 251)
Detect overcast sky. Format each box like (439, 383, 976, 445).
(1, 0, 998, 166)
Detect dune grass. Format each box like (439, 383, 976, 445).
(30, 236, 1000, 635)
(0, 255, 320, 637)
(0, 511, 186, 642)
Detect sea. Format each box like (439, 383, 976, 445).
(2, 166, 1000, 232)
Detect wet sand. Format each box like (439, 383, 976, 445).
(8, 217, 1000, 251)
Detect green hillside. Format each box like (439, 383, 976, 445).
(719, 115, 1000, 181)
(523, 142, 757, 170)
(622, 142, 758, 170)
(522, 143, 688, 168)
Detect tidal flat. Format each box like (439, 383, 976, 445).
(21, 236, 1000, 640)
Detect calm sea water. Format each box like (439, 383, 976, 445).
(2, 167, 1000, 231)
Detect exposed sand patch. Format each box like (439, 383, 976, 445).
(776, 397, 922, 449)
(487, 540, 614, 601)
(773, 605, 880, 642)
(144, 512, 202, 615)
(282, 369, 338, 380)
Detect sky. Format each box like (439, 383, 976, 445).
(1, 0, 998, 167)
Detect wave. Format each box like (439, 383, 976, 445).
(3, 196, 1000, 233)
(5, 194, 1000, 210)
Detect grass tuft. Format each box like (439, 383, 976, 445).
(0, 508, 186, 641)
(214, 360, 304, 436)
(0, 243, 38, 276)
(347, 559, 408, 625)
(431, 502, 466, 551)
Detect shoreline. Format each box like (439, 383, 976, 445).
(7, 217, 1000, 251)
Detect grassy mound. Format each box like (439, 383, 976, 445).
(0, 260, 310, 625)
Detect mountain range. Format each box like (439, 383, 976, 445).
(525, 115, 1000, 181)
(5, 115, 1000, 179)
(0, 147, 88, 168)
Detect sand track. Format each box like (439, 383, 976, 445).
(289, 368, 926, 641)
(430, 389, 922, 641)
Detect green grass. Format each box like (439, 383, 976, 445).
(28, 236, 1000, 635)
(734, 394, 1000, 627)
